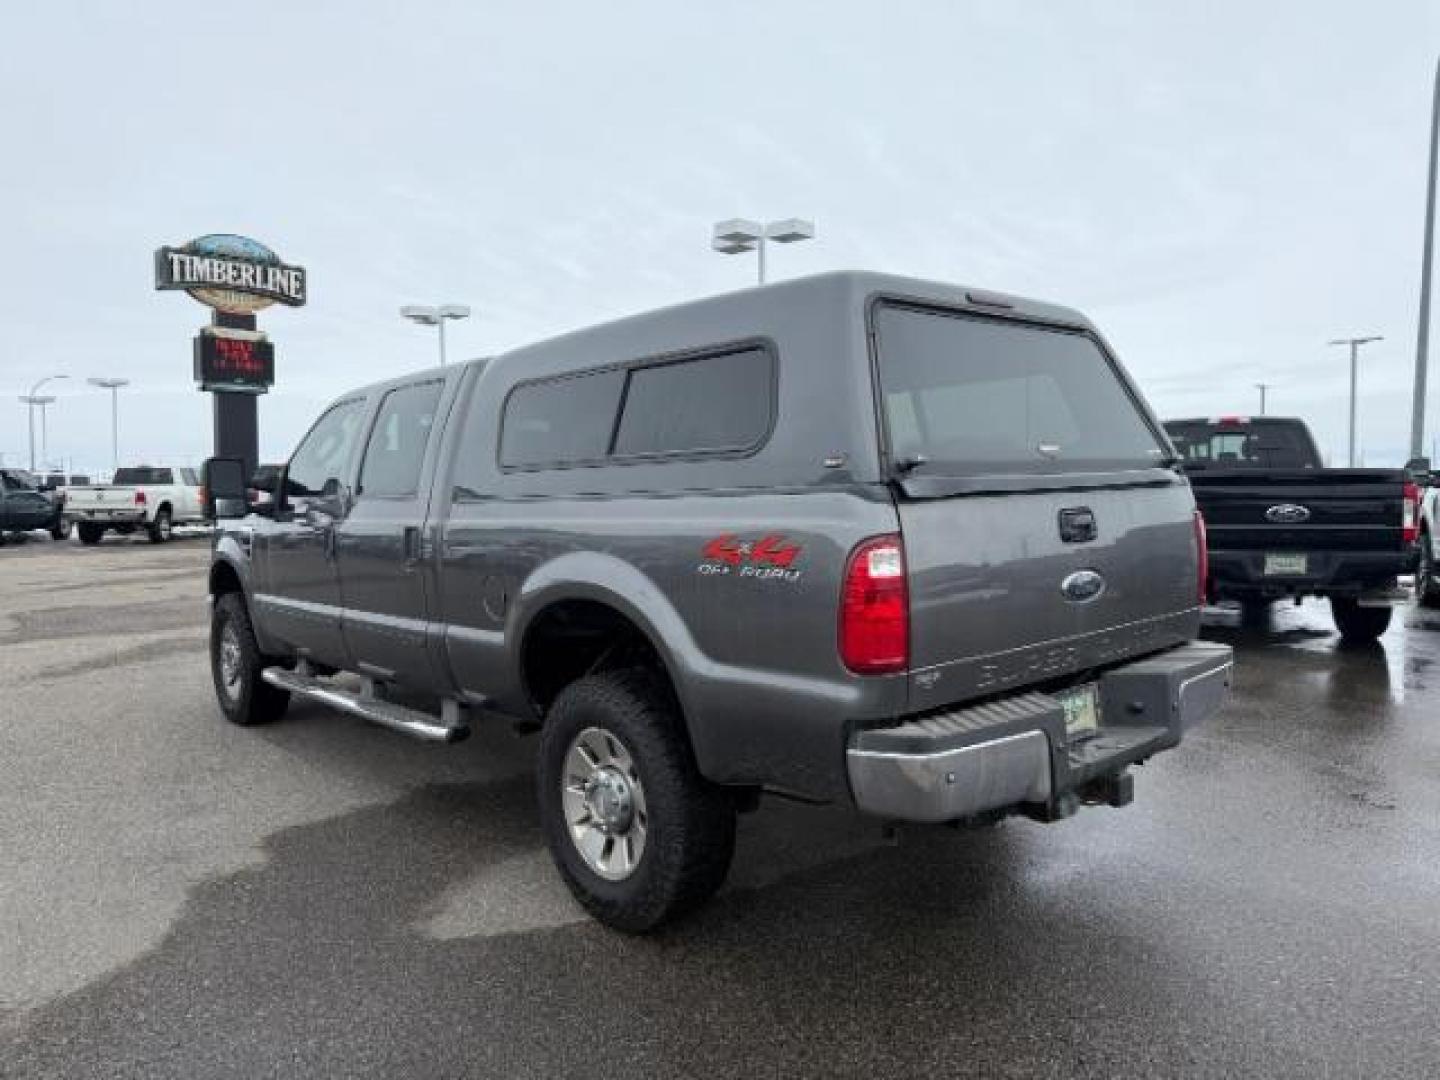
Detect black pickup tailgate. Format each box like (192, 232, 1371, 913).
(1192, 470, 1410, 553)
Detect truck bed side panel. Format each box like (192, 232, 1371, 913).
(439, 489, 905, 800)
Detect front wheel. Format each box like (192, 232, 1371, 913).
(1331, 597, 1392, 643)
(210, 593, 290, 726)
(147, 509, 172, 543)
(1418, 532, 1440, 609)
(537, 669, 736, 933)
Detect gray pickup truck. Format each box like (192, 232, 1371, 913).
(204, 271, 1232, 931)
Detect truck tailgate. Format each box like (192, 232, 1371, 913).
(1190, 470, 1407, 552)
(898, 478, 1201, 712)
(65, 486, 141, 510)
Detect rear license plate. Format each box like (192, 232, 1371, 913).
(1264, 553, 1308, 576)
(1055, 683, 1100, 737)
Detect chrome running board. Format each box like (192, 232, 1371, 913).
(261, 666, 470, 743)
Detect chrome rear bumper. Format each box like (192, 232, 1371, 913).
(846, 641, 1233, 824)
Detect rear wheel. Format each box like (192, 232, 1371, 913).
(76, 523, 103, 546)
(210, 593, 290, 725)
(147, 509, 172, 543)
(1418, 531, 1440, 609)
(1331, 597, 1392, 643)
(537, 668, 736, 933)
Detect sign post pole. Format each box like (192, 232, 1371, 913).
(211, 310, 260, 481)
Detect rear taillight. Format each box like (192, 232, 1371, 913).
(1403, 482, 1420, 545)
(134, 490, 147, 507)
(1194, 510, 1209, 604)
(840, 535, 909, 675)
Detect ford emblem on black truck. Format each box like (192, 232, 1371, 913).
(1265, 503, 1312, 524)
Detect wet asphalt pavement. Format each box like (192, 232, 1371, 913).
(2, 536, 1439, 1078)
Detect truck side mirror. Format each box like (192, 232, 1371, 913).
(202, 457, 248, 520)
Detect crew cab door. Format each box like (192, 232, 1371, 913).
(259, 396, 368, 668)
(333, 377, 450, 687)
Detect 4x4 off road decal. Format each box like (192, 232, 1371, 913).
(698, 534, 804, 582)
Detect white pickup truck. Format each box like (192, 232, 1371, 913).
(64, 466, 204, 544)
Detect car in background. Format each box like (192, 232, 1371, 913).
(0, 468, 66, 542)
(63, 465, 205, 545)
(36, 474, 90, 538)
(1164, 416, 1419, 641)
(1415, 475, 1440, 607)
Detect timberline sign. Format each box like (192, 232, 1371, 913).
(154, 233, 307, 314)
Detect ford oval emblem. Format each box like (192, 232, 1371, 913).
(1060, 569, 1106, 603)
(1265, 503, 1311, 524)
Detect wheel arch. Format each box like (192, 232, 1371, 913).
(512, 555, 705, 747)
(209, 558, 244, 599)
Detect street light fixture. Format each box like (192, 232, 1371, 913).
(400, 303, 471, 366)
(18, 374, 69, 472)
(711, 218, 816, 285)
(88, 377, 130, 475)
(1328, 336, 1383, 468)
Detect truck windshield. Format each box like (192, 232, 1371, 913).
(112, 467, 174, 485)
(1163, 420, 1320, 470)
(874, 304, 1167, 475)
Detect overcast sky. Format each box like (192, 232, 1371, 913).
(4, 1, 1439, 473)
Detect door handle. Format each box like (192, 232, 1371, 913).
(403, 526, 421, 567)
(1058, 507, 1097, 544)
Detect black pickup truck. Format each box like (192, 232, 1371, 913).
(1163, 416, 1419, 642)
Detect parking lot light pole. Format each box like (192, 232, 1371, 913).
(400, 304, 471, 367)
(34, 396, 57, 471)
(712, 218, 816, 284)
(1329, 336, 1383, 468)
(88, 377, 130, 475)
(20, 374, 69, 472)
(1412, 55, 1440, 461)
(1254, 382, 1272, 415)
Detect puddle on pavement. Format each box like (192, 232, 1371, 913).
(1201, 599, 1435, 705)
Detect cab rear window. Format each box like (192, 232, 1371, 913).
(1162, 421, 1320, 470)
(874, 304, 1166, 475)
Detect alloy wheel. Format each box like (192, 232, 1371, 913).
(561, 726, 649, 881)
(219, 622, 244, 702)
